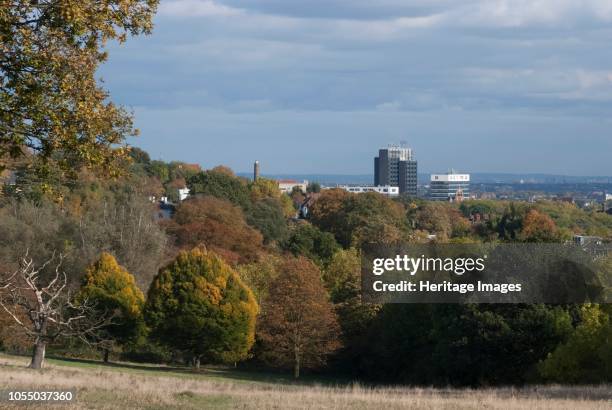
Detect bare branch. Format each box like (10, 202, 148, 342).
(0, 250, 115, 363)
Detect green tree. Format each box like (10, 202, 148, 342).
(78, 253, 146, 362)
(428, 305, 572, 385)
(279, 193, 297, 218)
(498, 202, 527, 240)
(128, 147, 151, 165)
(236, 257, 280, 307)
(323, 248, 361, 303)
(282, 223, 339, 267)
(362, 304, 573, 386)
(246, 198, 288, 244)
(323, 248, 379, 374)
(539, 304, 612, 383)
(0, 1, 158, 176)
(187, 170, 251, 210)
(306, 182, 321, 193)
(144, 248, 258, 367)
(146, 160, 170, 183)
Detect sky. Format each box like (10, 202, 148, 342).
(100, 0, 612, 176)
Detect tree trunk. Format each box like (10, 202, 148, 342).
(103, 349, 110, 363)
(29, 340, 46, 369)
(294, 350, 300, 379)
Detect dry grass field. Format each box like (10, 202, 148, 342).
(0, 353, 610, 409)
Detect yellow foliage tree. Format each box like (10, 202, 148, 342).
(145, 248, 258, 367)
(79, 252, 145, 362)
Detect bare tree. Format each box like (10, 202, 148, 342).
(0, 252, 110, 369)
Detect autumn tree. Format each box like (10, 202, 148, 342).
(0, 252, 108, 369)
(416, 202, 471, 241)
(237, 256, 281, 307)
(78, 253, 146, 362)
(258, 257, 341, 378)
(209, 165, 235, 177)
(279, 193, 297, 218)
(308, 188, 351, 237)
(248, 177, 281, 202)
(144, 248, 258, 367)
(519, 209, 562, 242)
(0, 1, 158, 176)
(169, 196, 263, 264)
(310, 190, 409, 247)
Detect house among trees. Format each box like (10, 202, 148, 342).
(299, 193, 320, 219)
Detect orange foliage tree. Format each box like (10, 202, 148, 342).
(168, 196, 264, 264)
(258, 256, 341, 378)
(520, 209, 561, 242)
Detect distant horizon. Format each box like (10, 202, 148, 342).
(232, 171, 612, 186)
(235, 171, 612, 179)
(139, 147, 612, 180)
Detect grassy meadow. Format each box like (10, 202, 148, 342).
(0, 353, 610, 409)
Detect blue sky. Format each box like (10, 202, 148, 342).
(100, 0, 612, 175)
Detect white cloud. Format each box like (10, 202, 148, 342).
(463, 67, 612, 101)
(376, 101, 402, 111)
(107, 0, 612, 115)
(454, 0, 612, 28)
(159, 0, 243, 17)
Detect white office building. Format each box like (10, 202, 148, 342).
(430, 171, 470, 201)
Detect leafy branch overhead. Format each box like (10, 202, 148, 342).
(0, 1, 159, 176)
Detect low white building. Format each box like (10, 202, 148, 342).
(278, 179, 308, 194)
(333, 185, 399, 197)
